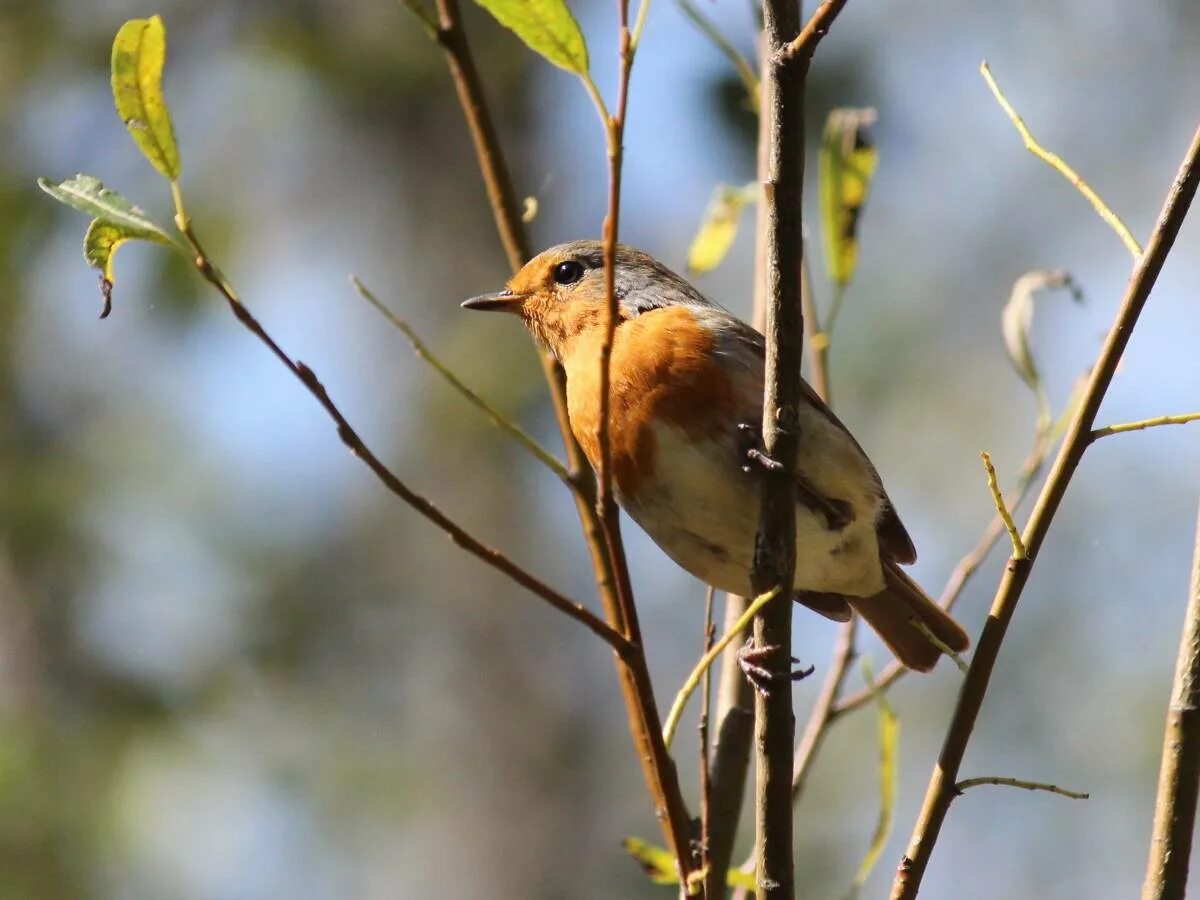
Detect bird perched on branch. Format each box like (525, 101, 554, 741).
(463, 240, 969, 676)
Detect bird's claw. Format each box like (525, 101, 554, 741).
(738, 422, 785, 474)
(737, 639, 815, 696)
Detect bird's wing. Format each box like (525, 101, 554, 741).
(705, 309, 918, 565)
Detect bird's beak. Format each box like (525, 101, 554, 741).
(461, 290, 524, 313)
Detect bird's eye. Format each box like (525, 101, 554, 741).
(553, 260, 585, 285)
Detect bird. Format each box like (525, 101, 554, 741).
(462, 240, 969, 675)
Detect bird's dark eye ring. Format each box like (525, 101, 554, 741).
(553, 260, 585, 285)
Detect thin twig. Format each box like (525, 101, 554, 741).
(980, 61, 1143, 260)
(955, 776, 1089, 801)
(1141, 501, 1200, 900)
(1091, 412, 1200, 442)
(677, 0, 759, 111)
(351, 276, 569, 483)
(175, 229, 631, 656)
(891, 124, 1200, 900)
(980, 451, 1026, 560)
(663, 588, 781, 748)
(395, 0, 438, 39)
(776, 0, 850, 65)
(699, 586, 717, 891)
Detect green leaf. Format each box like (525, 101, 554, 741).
(687, 183, 756, 275)
(1001, 269, 1083, 425)
(38, 175, 175, 239)
(474, 0, 589, 74)
(849, 663, 899, 895)
(111, 15, 181, 180)
(819, 108, 878, 287)
(84, 217, 172, 283)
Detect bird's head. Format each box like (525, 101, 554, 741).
(462, 240, 712, 358)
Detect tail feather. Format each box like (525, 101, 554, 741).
(846, 564, 970, 672)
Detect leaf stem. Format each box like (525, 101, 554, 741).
(1091, 412, 1200, 442)
(980, 61, 1143, 260)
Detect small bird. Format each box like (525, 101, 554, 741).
(463, 241, 969, 673)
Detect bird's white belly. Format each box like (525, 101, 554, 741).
(620, 424, 884, 598)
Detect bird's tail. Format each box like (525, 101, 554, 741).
(846, 563, 971, 672)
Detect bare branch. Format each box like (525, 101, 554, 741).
(776, 0, 851, 65)
(1142, 502, 1200, 900)
(955, 776, 1089, 801)
(891, 124, 1200, 900)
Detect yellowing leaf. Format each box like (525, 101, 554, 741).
(111, 16, 181, 180)
(1001, 269, 1083, 425)
(474, 0, 589, 74)
(819, 108, 878, 287)
(622, 837, 678, 886)
(621, 837, 754, 893)
(39, 175, 180, 318)
(851, 673, 899, 892)
(687, 183, 756, 275)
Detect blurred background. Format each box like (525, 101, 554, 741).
(2, 0, 1199, 897)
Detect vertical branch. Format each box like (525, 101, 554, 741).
(1142, 502, 1200, 900)
(704, 35, 773, 900)
(428, 0, 695, 881)
(753, 0, 806, 894)
(891, 124, 1200, 900)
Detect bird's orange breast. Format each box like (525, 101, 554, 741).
(563, 306, 739, 497)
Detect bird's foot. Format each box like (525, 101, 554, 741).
(737, 638, 815, 696)
(738, 422, 785, 474)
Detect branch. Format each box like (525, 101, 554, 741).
(980, 61, 1143, 260)
(351, 276, 569, 483)
(890, 123, 1200, 900)
(955, 776, 1089, 801)
(1091, 412, 1200, 442)
(1142, 502, 1200, 900)
(176, 229, 631, 657)
(698, 586, 717, 889)
(752, 0, 845, 890)
(776, 0, 850, 65)
(980, 451, 1026, 559)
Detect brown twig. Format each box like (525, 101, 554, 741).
(426, 0, 696, 881)
(699, 586, 717, 892)
(1142, 502, 1200, 900)
(955, 776, 1089, 801)
(776, 0, 850, 65)
(890, 123, 1200, 900)
(175, 228, 631, 657)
